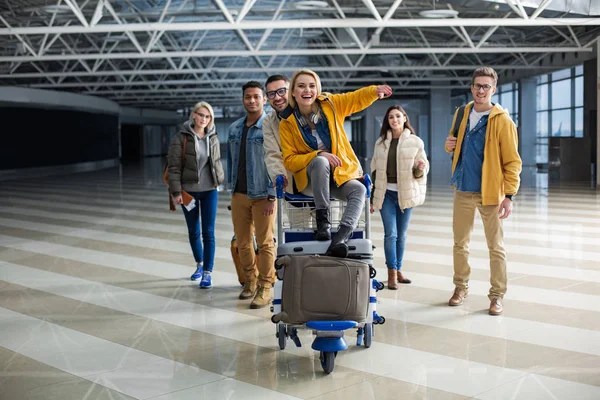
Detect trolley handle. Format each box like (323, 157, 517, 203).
(276, 175, 286, 199)
(361, 174, 372, 198)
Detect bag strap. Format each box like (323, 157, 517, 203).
(451, 105, 467, 138)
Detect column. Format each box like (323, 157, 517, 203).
(519, 77, 538, 186)
(597, 38, 600, 187)
(429, 88, 453, 185)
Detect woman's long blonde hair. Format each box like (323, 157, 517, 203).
(288, 69, 322, 117)
(190, 101, 215, 132)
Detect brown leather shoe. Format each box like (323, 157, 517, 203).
(239, 281, 257, 300)
(397, 271, 411, 284)
(489, 298, 503, 315)
(387, 269, 398, 290)
(448, 288, 468, 306)
(250, 286, 271, 309)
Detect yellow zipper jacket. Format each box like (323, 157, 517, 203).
(445, 101, 522, 205)
(279, 86, 379, 192)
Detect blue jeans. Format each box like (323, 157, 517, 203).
(181, 189, 218, 271)
(379, 190, 413, 271)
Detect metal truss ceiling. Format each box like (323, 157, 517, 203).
(1, 0, 599, 110)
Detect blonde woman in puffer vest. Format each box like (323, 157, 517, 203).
(370, 105, 429, 289)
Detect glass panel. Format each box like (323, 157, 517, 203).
(500, 83, 512, 91)
(537, 74, 548, 84)
(511, 113, 519, 127)
(575, 65, 583, 76)
(501, 91, 513, 114)
(552, 68, 571, 81)
(537, 84, 548, 111)
(575, 76, 583, 107)
(536, 137, 548, 164)
(551, 79, 571, 109)
(551, 109, 572, 137)
(574, 107, 583, 138)
(514, 90, 519, 113)
(537, 111, 548, 137)
(491, 93, 499, 105)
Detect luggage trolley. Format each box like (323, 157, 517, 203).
(270, 175, 385, 374)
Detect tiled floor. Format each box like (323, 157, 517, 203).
(1, 161, 599, 400)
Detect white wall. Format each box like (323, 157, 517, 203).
(0, 86, 119, 115)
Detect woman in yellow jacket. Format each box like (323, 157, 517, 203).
(279, 69, 391, 257)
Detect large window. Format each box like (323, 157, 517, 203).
(535, 65, 584, 165)
(537, 66, 584, 138)
(492, 82, 519, 127)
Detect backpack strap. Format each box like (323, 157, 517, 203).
(451, 105, 467, 138)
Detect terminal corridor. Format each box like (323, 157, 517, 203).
(1, 160, 599, 400)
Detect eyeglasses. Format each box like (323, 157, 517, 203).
(472, 83, 494, 92)
(266, 87, 287, 99)
(194, 111, 211, 119)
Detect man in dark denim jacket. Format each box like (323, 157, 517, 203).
(227, 81, 276, 309)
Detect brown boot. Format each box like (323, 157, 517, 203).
(239, 280, 257, 300)
(250, 286, 272, 309)
(448, 287, 468, 306)
(489, 298, 503, 316)
(387, 269, 398, 290)
(397, 271, 411, 284)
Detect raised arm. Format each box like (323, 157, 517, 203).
(328, 85, 390, 117)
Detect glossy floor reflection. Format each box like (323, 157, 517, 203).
(1, 160, 599, 400)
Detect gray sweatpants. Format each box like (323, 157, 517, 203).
(302, 156, 366, 230)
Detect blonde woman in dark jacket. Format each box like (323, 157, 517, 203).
(168, 101, 225, 288)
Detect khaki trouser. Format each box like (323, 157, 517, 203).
(452, 191, 507, 300)
(231, 193, 276, 288)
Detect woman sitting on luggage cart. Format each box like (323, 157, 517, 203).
(279, 69, 392, 258)
(370, 105, 429, 288)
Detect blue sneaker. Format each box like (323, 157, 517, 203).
(190, 264, 203, 281)
(199, 271, 212, 288)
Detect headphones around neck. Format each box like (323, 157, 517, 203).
(294, 107, 320, 128)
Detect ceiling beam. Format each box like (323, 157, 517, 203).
(28, 76, 472, 88)
(530, 0, 554, 20)
(0, 45, 590, 63)
(0, 63, 563, 80)
(2, 17, 600, 36)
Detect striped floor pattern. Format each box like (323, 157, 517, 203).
(1, 162, 599, 400)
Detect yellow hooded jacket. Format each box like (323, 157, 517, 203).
(445, 101, 522, 206)
(279, 86, 379, 192)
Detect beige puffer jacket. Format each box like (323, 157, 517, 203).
(370, 128, 429, 210)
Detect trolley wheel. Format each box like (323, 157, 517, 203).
(356, 327, 364, 347)
(277, 324, 287, 350)
(364, 323, 373, 348)
(376, 281, 385, 291)
(379, 316, 386, 325)
(369, 267, 376, 279)
(320, 351, 335, 374)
